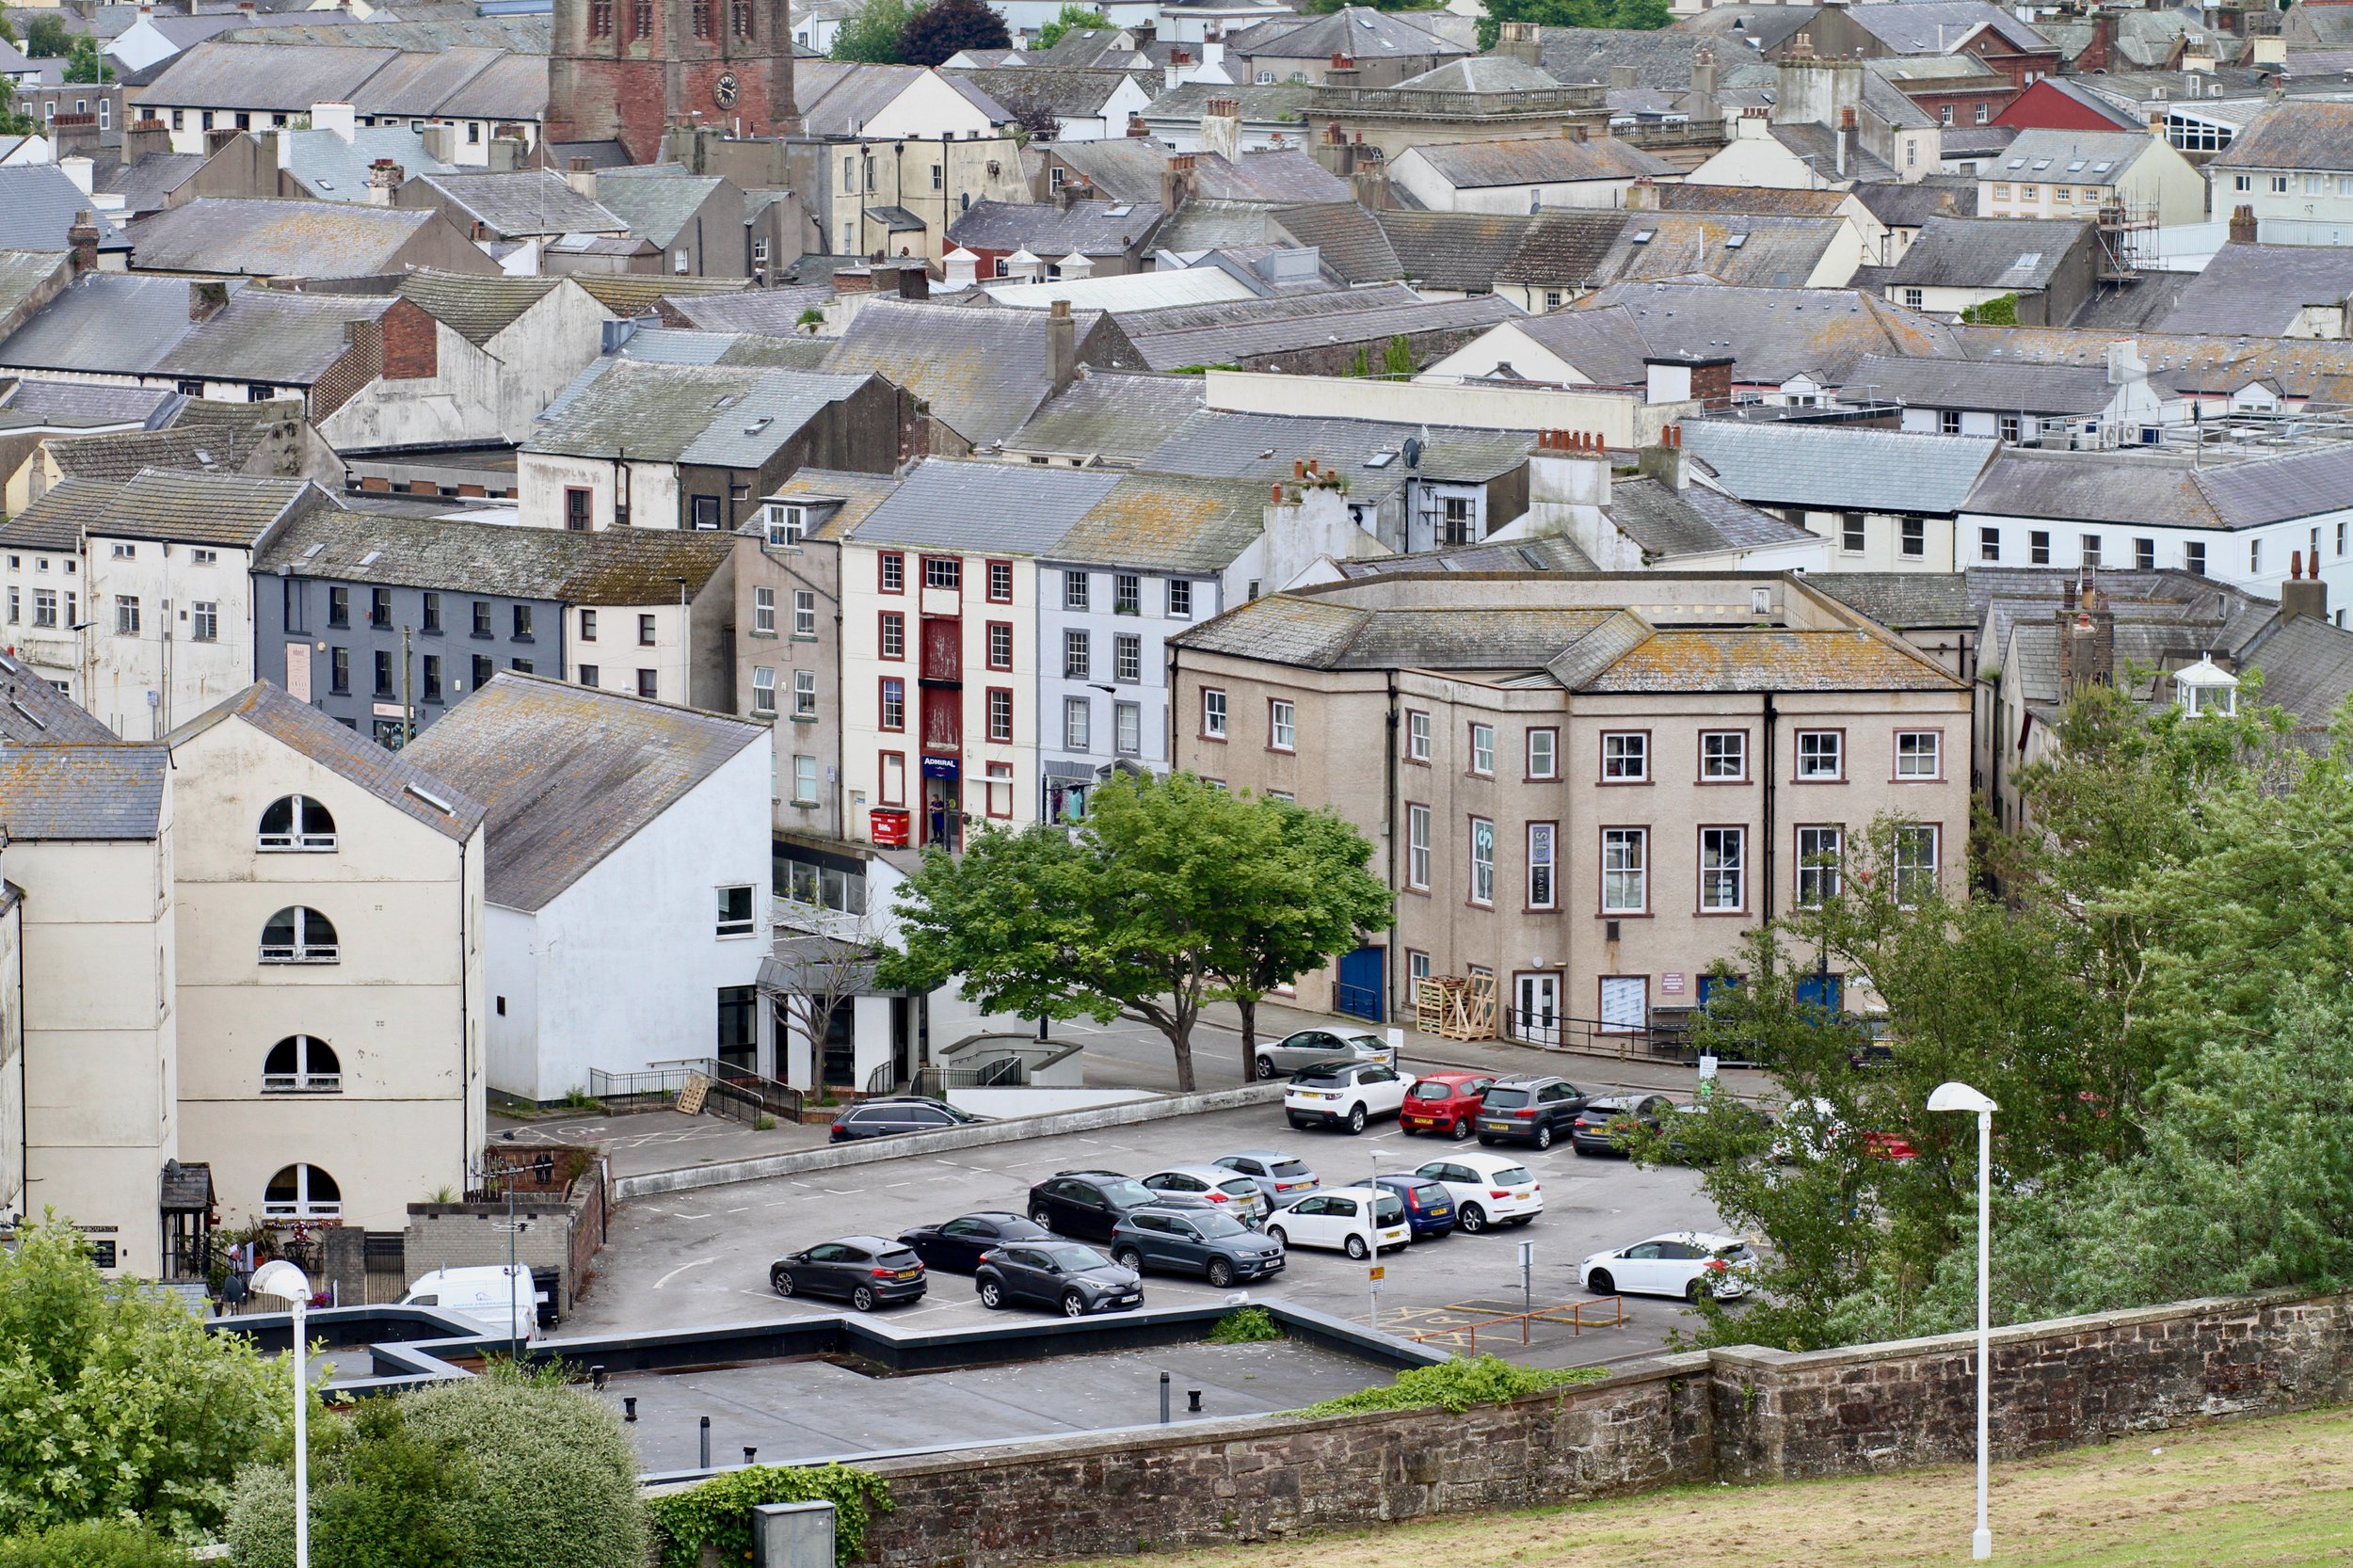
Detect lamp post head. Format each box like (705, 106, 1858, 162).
(251, 1258, 312, 1304)
(1928, 1081, 1998, 1115)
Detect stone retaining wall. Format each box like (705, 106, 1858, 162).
(858, 1289, 2353, 1567)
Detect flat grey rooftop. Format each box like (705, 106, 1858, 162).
(602, 1338, 1381, 1469)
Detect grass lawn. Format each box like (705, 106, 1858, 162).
(1053, 1404, 2353, 1568)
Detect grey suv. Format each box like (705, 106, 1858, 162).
(1474, 1074, 1593, 1150)
(1110, 1207, 1286, 1287)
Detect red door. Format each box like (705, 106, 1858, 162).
(921, 689, 961, 751)
(921, 617, 961, 683)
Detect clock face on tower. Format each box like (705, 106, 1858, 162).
(714, 72, 741, 107)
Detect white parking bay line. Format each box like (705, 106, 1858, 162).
(652, 1256, 717, 1289)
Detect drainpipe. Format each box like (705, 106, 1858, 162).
(1384, 670, 1401, 1021)
(1761, 691, 1779, 922)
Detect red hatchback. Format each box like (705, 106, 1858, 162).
(1399, 1072, 1497, 1141)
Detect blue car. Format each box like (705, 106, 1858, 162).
(1372, 1174, 1457, 1238)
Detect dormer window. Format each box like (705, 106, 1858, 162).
(766, 504, 807, 547)
(2175, 655, 2238, 718)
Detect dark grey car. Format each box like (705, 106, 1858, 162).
(768, 1235, 927, 1311)
(1109, 1207, 1286, 1287)
(975, 1241, 1143, 1316)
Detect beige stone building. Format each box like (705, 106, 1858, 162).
(1166, 572, 1971, 1040)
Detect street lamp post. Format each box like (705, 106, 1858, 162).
(251, 1259, 312, 1568)
(1929, 1080, 1998, 1561)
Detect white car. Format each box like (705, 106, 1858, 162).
(1283, 1060, 1416, 1135)
(1577, 1230, 1756, 1302)
(1409, 1152, 1543, 1234)
(1263, 1184, 1411, 1259)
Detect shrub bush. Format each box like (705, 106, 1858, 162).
(1296, 1353, 1606, 1416)
(1206, 1306, 1282, 1344)
(645, 1463, 890, 1568)
(0, 1521, 194, 1567)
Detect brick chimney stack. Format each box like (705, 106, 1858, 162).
(2281, 549, 2328, 621)
(66, 210, 99, 276)
(2229, 202, 2257, 245)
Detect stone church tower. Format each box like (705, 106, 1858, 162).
(548, 0, 798, 164)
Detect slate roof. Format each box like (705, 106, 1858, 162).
(48, 420, 275, 482)
(568, 273, 753, 315)
(756, 468, 901, 541)
(1849, 0, 2054, 56)
(1044, 472, 1272, 571)
(0, 743, 168, 840)
(168, 681, 484, 840)
(0, 478, 121, 551)
(258, 507, 734, 601)
(0, 651, 111, 743)
(957, 66, 1139, 116)
(1003, 370, 1206, 462)
(660, 287, 832, 334)
(1962, 443, 2353, 531)
(1606, 475, 1817, 559)
(1681, 422, 1999, 513)
(1138, 79, 1313, 124)
(2152, 243, 2353, 338)
(1125, 292, 1517, 372)
(1226, 6, 1465, 60)
(1267, 201, 1403, 284)
(87, 470, 320, 548)
(1989, 129, 2152, 187)
(594, 168, 728, 249)
(403, 672, 762, 909)
(0, 249, 67, 324)
(1504, 282, 1958, 388)
(1809, 572, 1975, 630)
(1407, 136, 1674, 190)
(152, 288, 397, 385)
(399, 267, 566, 347)
(947, 198, 1164, 257)
(528, 360, 873, 465)
(1577, 627, 1961, 693)
(1393, 55, 1561, 92)
(1601, 212, 1850, 289)
(0, 166, 130, 253)
(845, 458, 1121, 553)
(2235, 612, 2353, 730)
(1847, 351, 2143, 415)
(1849, 180, 1978, 228)
(1654, 183, 1854, 218)
(1884, 216, 2090, 291)
(411, 169, 625, 238)
(2, 380, 175, 426)
(282, 125, 459, 201)
(1138, 408, 1535, 490)
(128, 199, 440, 277)
(1536, 25, 1704, 91)
(2208, 100, 2353, 172)
(1048, 140, 1352, 206)
(1331, 535, 1598, 577)
(1951, 323, 2353, 403)
(1377, 210, 1627, 293)
(821, 296, 1136, 449)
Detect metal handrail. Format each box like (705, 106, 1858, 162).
(1408, 1295, 1625, 1352)
(589, 1058, 805, 1124)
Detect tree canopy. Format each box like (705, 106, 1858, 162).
(1034, 5, 1110, 47)
(1476, 0, 1670, 47)
(1653, 678, 2353, 1352)
(878, 773, 1389, 1091)
(829, 0, 916, 63)
(898, 0, 1011, 67)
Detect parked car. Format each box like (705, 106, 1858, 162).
(1253, 1027, 1393, 1080)
(829, 1097, 988, 1143)
(1409, 1153, 1543, 1234)
(1263, 1184, 1411, 1258)
(1110, 1206, 1286, 1287)
(1661, 1100, 1777, 1163)
(974, 1240, 1143, 1317)
(768, 1235, 927, 1311)
(1769, 1098, 1920, 1164)
(1398, 1071, 1497, 1140)
(1371, 1174, 1457, 1238)
(1577, 1231, 1756, 1302)
(1212, 1150, 1320, 1203)
(1473, 1074, 1592, 1150)
(1569, 1093, 1675, 1156)
(1139, 1163, 1272, 1224)
(1284, 1060, 1416, 1134)
(896, 1211, 1051, 1272)
(1027, 1170, 1201, 1241)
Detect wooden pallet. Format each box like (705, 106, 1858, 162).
(676, 1074, 711, 1115)
(1415, 974, 1497, 1041)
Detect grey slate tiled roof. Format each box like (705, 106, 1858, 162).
(1600, 212, 1850, 290)
(411, 169, 625, 238)
(1884, 216, 2091, 291)
(2208, 100, 2353, 172)
(47, 416, 280, 481)
(1004, 371, 1206, 462)
(127, 199, 440, 278)
(1847, 352, 2142, 415)
(1810, 572, 1975, 630)
(1334, 536, 1598, 577)
(0, 250, 67, 328)
(1377, 210, 1627, 293)
(1536, 25, 1704, 90)
(1267, 202, 1404, 284)
(284, 125, 458, 201)
(2152, 243, 2353, 338)
(1606, 476, 1817, 558)
(0, 743, 168, 840)
(1681, 422, 1999, 513)
(1124, 293, 1518, 372)
(259, 508, 734, 602)
(1988, 129, 2151, 187)
(0, 479, 121, 551)
(1407, 136, 1674, 190)
(1048, 472, 1273, 571)
(1850, 0, 2054, 56)
(1140, 408, 1535, 490)
(1394, 56, 1561, 92)
(955, 66, 1138, 116)
(1961, 444, 2353, 531)
(661, 288, 833, 334)
(403, 672, 767, 910)
(1849, 180, 1978, 228)
(0, 167, 130, 254)
(821, 296, 1141, 448)
(1, 380, 175, 426)
(948, 198, 1165, 258)
(593, 169, 728, 249)
(2235, 613, 2353, 730)
(152, 289, 397, 385)
(168, 681, 484, 841)
(90, 470, 323, 549)
(527, 360, 873, 465)
(1226, 6, 1465, 60)
(845, 459, 1121, 554)
(0, 273, 222, 376)
(399, 268, 567, 347)
(1138, 79, 1313, 124)
(0, 651, 111, 743)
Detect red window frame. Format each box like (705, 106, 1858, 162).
(984, 760, 1013, 818)
(985, 619, 1013, 670)
(878, 676, 905, 732)
(985, 558, 1013, 603)
(986, 685, 1014, 744)
(878, 552, 904, 594)
(878, 749, 906, 807)
(879, 610, 905, 661)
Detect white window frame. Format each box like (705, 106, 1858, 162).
(793, 753, 820, 804)
(1202, 688, 1226, 737)
(260, 906, 339, 964)
(716, 884, 757, 936)
(1469, 723, 1495, 775)
(1602, 730, 1648, 781)
(1797, 824, 1843, 907)
(1406, 711, 1431, 761)
(755, 584, 776, 633)
(1891, 823, 1939, 907)
(792, 589, 816, 638)
(1895, 730, 1941, 779)
(1796, 730, 1843, 780)
(752, 666, 776, 714)
(1601, 827, 1647, 914)
(1700, 826, 1744, 912)
(793, 668, 816, 716)
(1701, 730, 1747, 781)
(1269, 699, 1295, 751)
(1406, 803, 1431, 889)
(1468, 817, 1495, 906)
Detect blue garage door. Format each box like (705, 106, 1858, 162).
(1335, 946, 1385, 1022)
(1795, 972, 1844, 1017)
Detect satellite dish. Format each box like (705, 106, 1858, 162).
(1403, 437, 1422, 469)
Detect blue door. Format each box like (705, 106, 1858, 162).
(1335, 946, 1385, 1022)
(1794, 973, 1844, 1016)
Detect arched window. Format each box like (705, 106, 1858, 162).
(258, 794, 336, 852)
(263, 1163, 341, 1220)
(260, 907, 339, 964)
(262, 1035, 341, 1093)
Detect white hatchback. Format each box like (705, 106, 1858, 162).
(1577, 1230, 1757, 1302)
(1263, 1184, 1411, 1259)
(1409, 1152, 1543, 1234)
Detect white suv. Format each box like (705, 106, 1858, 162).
(1284, 1060, 1415, 1134)
(1409, 1152, 1543, 1234)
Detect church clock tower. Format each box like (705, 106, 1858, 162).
(549, 0, 799, 165)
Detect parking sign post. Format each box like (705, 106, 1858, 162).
(1369, 1263, 1385, 1330)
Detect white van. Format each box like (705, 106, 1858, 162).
(399, 1265, 540, 1341)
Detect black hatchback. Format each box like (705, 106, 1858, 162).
(769, 1235, 927, 1311)
(975, 1241, 1144, 1317)
(829, 1097, 988, 1143)
(1475, 1074, 1592, 1150)
(1028, 1170, 1199, 1241)
(896, 1211, 1051, 1272)
(1571, 1093, 1675, 1156)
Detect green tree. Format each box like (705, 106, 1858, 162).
(829, 0, 915, 63)
(1476, 0, 1670, 48)
(23, 15, 70, 57)
(1211, 797, 1391, 1063)
(1034, 4, 1110, 48)
(62, 34, 112, 84)
(227, 1368, 648, 1568)
(1381, 333, 1415, 377)
(880, 774, 1386, 1091)
(0, 1214, 287, 1543)
(897, 0, 1011, 67)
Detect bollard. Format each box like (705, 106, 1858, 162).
(744, 1447, 759, 1467)
(622, 1397, 637, 1423)
(699, 1416, 712, 1470)
(1188, 1389, 1203, 1414)
(591, 1365, 607, 1391)
(1159, 1371, 1171, 1424)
